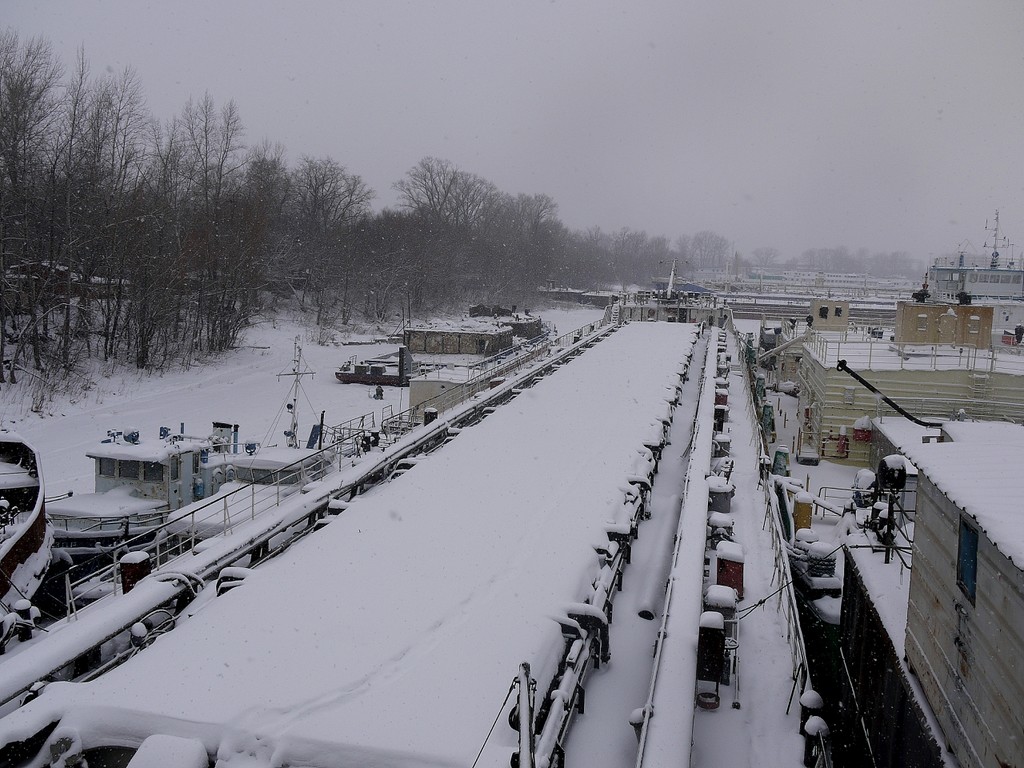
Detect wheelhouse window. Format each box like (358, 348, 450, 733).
(119, 460, 141, 479)
(143, 461, 163, 482)
(98, 457, 116, 477)
(957, 518, 979, 603)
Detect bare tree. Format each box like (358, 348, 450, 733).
(0, 32, 63, 382)
(394, 157, 497, 230)
(179, 93, 249, 355)
(691, 230, 730, 271)
(752, 246, 779, 272)
(289, 155, 373, 326)
(611, 228, 648, 289)
(242, 141, 293, 300)
(393, 157, 502, 303)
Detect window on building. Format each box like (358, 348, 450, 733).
(98, 457, 115, 477)
(834, 306, 843, 317)
(957, 518, 979, 603)
(818, 306, 829, 319)
(143, 461, 163, 482)
(917, 314, 928, 332)
(968, 316, 980, 335)
(119, 460, 140, 479)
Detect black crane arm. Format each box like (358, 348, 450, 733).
(836, 359, 943, 428)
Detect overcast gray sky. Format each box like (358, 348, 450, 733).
(7, 1, 1024, 265)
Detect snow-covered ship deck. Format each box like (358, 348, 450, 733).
(1, 323, 715, 767)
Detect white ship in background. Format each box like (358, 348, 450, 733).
(928, 210, 1024, 303)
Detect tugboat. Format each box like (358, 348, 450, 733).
(0, 430, 51, 608)
(45, 422, 243, 561)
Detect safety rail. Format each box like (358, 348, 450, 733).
(380, 321, 610, 437)
(62, 445, 341, 612)
(320, 321, 609, 452)
(805, 331, 997, 373)
(726, 310, 816, 707)
(632, 330, 714, 768)
(764, 476, 813, 697)
(462, 322, 556, 376)
(321, 407, 394, 455)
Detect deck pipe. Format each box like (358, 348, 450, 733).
(636, 492, 683, 621)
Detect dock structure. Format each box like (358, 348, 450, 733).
(0, 320, 810, 768)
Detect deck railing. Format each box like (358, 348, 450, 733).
(62, 445, 341, 612)
(802, 329, 1024, 376)
(725, 310, 816, 705)
(380, 321, 610, 436)
(319, 320, 611, 453)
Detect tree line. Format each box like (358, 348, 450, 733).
(2, 32, 739, 381)
(5, 32, 920, 383)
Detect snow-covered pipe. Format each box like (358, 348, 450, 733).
(635, 492, 682, 620)
(634, 333, 717, 768)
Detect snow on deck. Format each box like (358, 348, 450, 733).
(2, 322, 698, 767)
(46, 485, 166, 520)
(805, 328, 1024, 376)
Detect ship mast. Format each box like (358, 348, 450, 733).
(277, 337, 315, 448)
(985, 209, 1004, 269)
